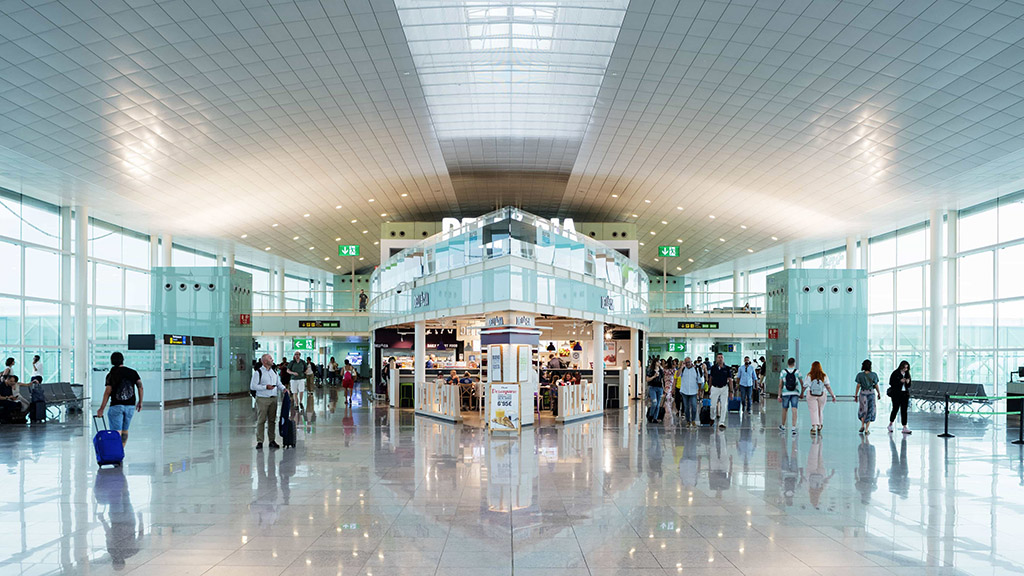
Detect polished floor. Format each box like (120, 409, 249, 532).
(2, 390, 1024, 576)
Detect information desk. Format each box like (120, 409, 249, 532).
(1008, 379, 1024, 419)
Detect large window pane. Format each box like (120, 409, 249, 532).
(90, 223, 123, 262)
(122, 234, 150, 269)
(94, 263, 123, 308)
(959, 304, 994, 348)
(20, 201, 60, 248)
(868, 272, 893, 313)
(998, 195, 1024, 243)
(0, 193, 20, 234)
(896, 227, 927, 266)
(0, 241, 20, 295)
(895, 311, 924, 350)
(998, 244, 1024, 299)
(959, 206, 998, 252)
(958, 252, 993, 303)
(959, 350, 994, 386)
(25, 247, 59, 301)
(94, 308, 123, 340)
(124, 270, 149, 310)
(896, 266, 923, 310)
(0, 297, 20, 344)
(24, 300, 59, 346)
(868, 235, 896, 271)
(869, 314, 893, 350)
(998, 300, 1024, 349)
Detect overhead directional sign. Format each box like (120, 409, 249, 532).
(292, 337, 316, 350)
(338, 244, 360, 257)
(658, 246, 678, 258)
(678, 321, 720, 330)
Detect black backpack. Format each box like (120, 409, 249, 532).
(784, 369, 798, 392)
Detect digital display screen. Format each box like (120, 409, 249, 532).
(346, 352, 363, 366)
(298, 320, 341, 328)
(677, 322, 719, 330)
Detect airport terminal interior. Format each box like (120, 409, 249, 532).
(5, 1, 1024, 575)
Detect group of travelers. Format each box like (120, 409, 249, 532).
(1, 355, 47, 424)
(646, 353, 915, 435)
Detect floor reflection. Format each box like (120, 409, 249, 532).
(1, 392, 1024, 574)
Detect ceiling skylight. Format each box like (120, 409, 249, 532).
(395, 1, 629, 139)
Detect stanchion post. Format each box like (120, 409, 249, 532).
(938, 394, 955, 438)
(1013, 407, 1024, 446)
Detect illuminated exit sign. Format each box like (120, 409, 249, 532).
(338, 244, 360, 257)
(658, 246, 678, 257)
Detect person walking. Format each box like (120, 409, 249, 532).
(778, 357, 801, 434)
(251, 353, 287, 449)
(646, 361, 665, 423)
(855, 359, 881, 434)
(327, 357, 339, 386)
(304, 356, 315, 399)
(736, 356, 757, 414)
(341, 359, 356, 405)
(286, 352, 306, 396)
(358, 289, 368, 311)
(1, 357, 14, 383)
(804, 361, 836, 435)
(678, 357, 703, 427)
(31, 355, 42, 384)
(95, 352, 144, 448)
(887, 360, 912, 434)
(708, 353, 733, 430)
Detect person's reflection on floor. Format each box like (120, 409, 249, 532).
(279, 446, 296, 505)
(250, 448, 279, 526)
(806, 436, 834, 510)
(94, 468, 143, 571)
(647, 427, 663, 478)
(854, 435, 878, 504)
(708, 430, 733, 496)
(888, 434, 910, 498)
(677, 434, 701, 489)
(328, 387, 338, 414)
(736, 425, 757, 474)
(343, 405, 355, 447)
(779, 433, 803, 508)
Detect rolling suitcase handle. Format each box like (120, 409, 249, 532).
(93, 414, 110, 431)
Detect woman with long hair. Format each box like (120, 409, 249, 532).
(854, 359, 881, 434)
(887, 360, 912, 434)
(804, 361, 836, 435)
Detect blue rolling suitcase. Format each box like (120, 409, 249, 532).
(93, 416, 124, 468)
(728, 397, 741, 412)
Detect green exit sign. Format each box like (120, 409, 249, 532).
(658, 246, 678, 257)
(292, 337, 316, 350)
(668, 342, 686, 353)
(338, 244, 360, 257)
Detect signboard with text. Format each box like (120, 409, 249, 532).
(668, 342, 686, 353)
(338, 244, 360, 257)
(767, 328, 779, 340)
(677, 321, 720, 330)
(239, 314, 251, 325)
(658, 246, 679, 258)
(292, 337, 316, 350)
(488, 383, 520, 432)
(298, 320, 340, 328)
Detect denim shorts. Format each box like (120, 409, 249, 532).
(107, 404, 136, 431)
(781, 394, 799, 409)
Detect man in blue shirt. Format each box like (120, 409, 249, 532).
(736, 356, 757, 414)
(708, 354, 733, 429)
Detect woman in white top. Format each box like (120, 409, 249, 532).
(804, 361, 837, 435)
(31, 355, 42, 383)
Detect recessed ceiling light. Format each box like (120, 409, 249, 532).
(645, 199, 651, 203)
(308, 246, 314, 250)
(358, 257, 364, 261)
(661, 221, 667, 225)
(324, 257, 330, 261)
(351, 219, 357, 223)
(719, 238, 726, 242)
(293, 236, 299, 240)
(676, 266, 682, 271)
(264, 247, 271, 251)
(747, 248, 754, 253)
(708, 215, 715, 219)
(373, 241, 379, 245)
(240, 234, 247, 238)
(688, 258, 694, 262)
(771, 236, 778, 241)
(362, 230, 368, 234)
(335, 205, 342, 209)
(336, 265, 341, 269)
(368, 199, 375, 203)
(303, 213, 310, 218)
(650, 231, 656, 235)
(612, 194, 618, 198)
(380, 213, 387, 217)
(639, 242, 645, 246)
(335, 237, 341, 242)
(272, 223, 278, 227)
(676, 239, 682, 243)
(632, 214, 638, 218)
(401, 193, 408, 197)
(654, 258, 659, 262)
(676, 206, 683, 210)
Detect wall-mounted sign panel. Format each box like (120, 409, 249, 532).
(298, 320, 340, 328)
(678, 321, 719, 330)
(164, 334, 189, 346)
(292, 337, 316, 350)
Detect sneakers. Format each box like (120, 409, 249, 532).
(256, 442, 263, 450)
(902, 427, 912, 435)
(887, 423, 894, 433)
(791, 428, 798, 435)
(718, 424, 727, 430)
(269, 441, 281, 449)
(778, 425, 786, 432)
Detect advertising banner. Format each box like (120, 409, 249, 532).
(488, 383, 520, 432)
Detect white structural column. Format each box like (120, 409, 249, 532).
(947, 212, 959, 381)
(783, 247, 792, 270)
(846, 236, 859, 268)
(161, 234, 172, 267)
(629, 327, 639, 398)
(276, 265, 286, 312)
(414, 321, 425, 389)
(226, 251, 235, 271)
(150, 235, 159, 269)
(60, 206, 72, 381)
(74, 207, 89, 388)
(794, 256, 802, 269)
(929, 210, 944, 380)
(593, 321, 604, 409)
(732, 267, 741, 307)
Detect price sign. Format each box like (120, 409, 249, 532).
(658, 246, 679, 257)
(338, 244, 360, 257)
(488, 383, 520, 432)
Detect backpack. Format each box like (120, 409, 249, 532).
(783, 369, 798, 392)
(809, 378, 824, 396)
(250, 368, 261, 398)
(342, 370, 354, 386)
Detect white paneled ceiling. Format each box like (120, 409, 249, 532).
(0, 0, 1023, 276)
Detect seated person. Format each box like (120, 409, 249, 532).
(459, 372, 474, 385)
(447, 369, 459, 384)
(0, 375, 25, 423)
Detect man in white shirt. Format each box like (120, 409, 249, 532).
(678, 357, 704, 427)
(251, 353, 288, 450)
(736, 356, 757, 414)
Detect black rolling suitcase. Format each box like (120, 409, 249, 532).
(30, 401, 46, 422)
(699, 399, 713, 426)
(279, 392, 297, 448)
